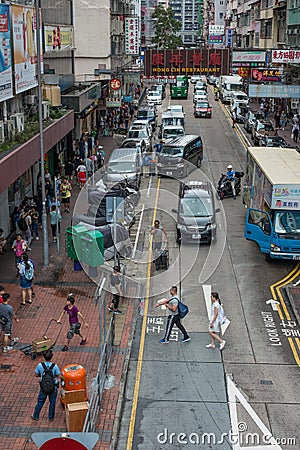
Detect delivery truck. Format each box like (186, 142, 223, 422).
(218, 75, 243, 103)
(243, 146, 300, 261)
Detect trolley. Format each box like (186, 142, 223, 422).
(19, 319, 62, 360)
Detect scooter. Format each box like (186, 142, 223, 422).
(217, 171, 244, 199)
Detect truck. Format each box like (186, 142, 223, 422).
(170, 75, 189, 99)
(243, 146, 300, 262)
(218, 75, 243, 103)
(158, 111, 185, 139)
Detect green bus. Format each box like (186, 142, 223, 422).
(170, 75, 189, 99)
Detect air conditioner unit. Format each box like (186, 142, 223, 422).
(42, 101, 49, 120)
(11, 113, 25, 133)
(25, 95, 37, 106)
(0, 121, 5, 143)
(291, 99, 299, 109)
(4, 120, 16, 139)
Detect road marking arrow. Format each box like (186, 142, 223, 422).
(266, 299, 280, 311)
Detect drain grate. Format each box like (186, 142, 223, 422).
(260, 380, 273, 385)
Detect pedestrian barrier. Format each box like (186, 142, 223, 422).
(82, 279, 115, 432)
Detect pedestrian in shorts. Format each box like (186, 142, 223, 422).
(206, 292, 226, 350)
(0, 293, 19, 352)
(108, 266, 123, 314)
(57, 295, 88, 352)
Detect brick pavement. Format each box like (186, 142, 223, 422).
(0, 135, 141, 449)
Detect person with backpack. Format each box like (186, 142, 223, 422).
(56, 295, 88, 352)
(31, 349, 60, 421)
(155, 286, 190, 344)
(206, 292, 226, 350)
(12, 234, 27, 275)
(18, 252, 34, 305)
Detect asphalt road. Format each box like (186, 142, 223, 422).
(116, 87, 300, 450)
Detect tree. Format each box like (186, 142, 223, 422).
(151, 6, 183, 49)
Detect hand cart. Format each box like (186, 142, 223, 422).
(19, 319, 62, 360)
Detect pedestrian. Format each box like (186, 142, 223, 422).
(0, 228, 7, 255)
(31, 349, 60, 422)
(18, 252, 34, 305)
(280, 110, 287, 130)
(31, 207, 39, 241)
(65, 159, 74, 182)
(155, 286, 190, 344)
(20, 208, 33, 250)
(57, 295, 88, 352)
(274, 110, 281, 129)
(0, 292, 19, 352)
(150, 220, 167, 270)
(292, 123, 299, 143)
(232, 108, 237, 128)
(49, 205, 62, 243)
(12, 233, 27, 275)
(108, 266, 123, 314)
(206, 292, 226, 350)
(76, 162, 87, 188)
(60, 177, 72, 213)
(0, 285, 5, 303)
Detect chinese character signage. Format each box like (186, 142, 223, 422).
(251, 68, 282, 83)
(144, 49, 230, 76)
(44, 24, 74, 52)
(110, 78, 121, 91)
(226, 29, 233, 48)
(12, 5, 43, 94)
(238, 67, 250, 78)
(232, 51, 266, 62)
(208, 35, 224, 44)
(272, 185, 300, 210)
(272, 49, 300, 64)
(125, 17, 139, 55)
(0, 4, 13, 101)
(209, 25, 224, 34)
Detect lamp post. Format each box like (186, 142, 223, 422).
(36, 0, 49, 266)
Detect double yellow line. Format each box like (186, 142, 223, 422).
(270, 264, 300, 366)
(126, 178, 161, 450)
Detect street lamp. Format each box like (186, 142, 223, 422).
(36, 0, 49, 266)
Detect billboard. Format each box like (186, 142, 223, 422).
(251, 68, 282, 83)
(144, 49, 230, 76)
(249, 84, 300, 98)
(0, 4, 13, 101)
(125, 17, 139, 55)
(44, 24, 74, 52)
(12, 5, 43, 94)
(272, 49, 300, 64)
(232, 51, 266, 62)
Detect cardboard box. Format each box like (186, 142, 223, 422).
(64, 389, 87, 407)
(66, 401, 89, 432)
(32, 336, 52, 352)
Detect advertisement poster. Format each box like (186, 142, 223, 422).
(0, 4, 13, 101)
(12, 5, 43, 94)
(44, 24, 74, 52)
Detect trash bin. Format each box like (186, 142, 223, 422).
(74, 260, 83, 271)
(80, 230, 104, 267)
(61, 364, 88, 406)
(66, 225, 88, 260)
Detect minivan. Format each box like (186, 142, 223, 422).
(137, 106, 157, 130)
(106, 148, 142, 187)
(157, 135, 203, 178)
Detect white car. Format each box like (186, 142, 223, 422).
(230, 91, 249, 106)
(130, 120, 152, 138)
(167, 104, 185, 115)
(193, 92, 208, 104)
(147, 91, 162, 105)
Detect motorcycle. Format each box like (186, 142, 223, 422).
(214, 91, 219, 101)
(217, 171, 244, 199)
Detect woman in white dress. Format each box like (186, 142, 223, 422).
(206, 292, 226, 350)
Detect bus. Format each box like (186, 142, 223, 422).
(170, 75, 189, 99)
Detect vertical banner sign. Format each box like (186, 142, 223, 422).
(125, 17, 139, 55)
(226, 29, 233, 48)
(12, 5, 43, 94)
(0, 4, 13, 101)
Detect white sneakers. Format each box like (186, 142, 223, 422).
(205, 340, 226, 350)
(205, 344, 215, 349)
(220, 340, 226, 350)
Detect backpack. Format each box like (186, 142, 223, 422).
(24, 262, 34, 281)
(40, 362, 56, 394)
(174, 297, 189, 319)
(218, 304, 227, 325)
(17, 217, 28, 231)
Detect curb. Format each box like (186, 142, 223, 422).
(285, 285, 300, 326)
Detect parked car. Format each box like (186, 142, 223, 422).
(127, 126, 152, 151)
(174, 180, 218, 245)
(147, 90, 162, 105)
(194, 101, 212, 118)
(230, 104, 248, 123)
(259, 135, 290, 147)
(252, 120, 277, 146)
(244, 110, 265, 133)
(230, 91, 249, 106)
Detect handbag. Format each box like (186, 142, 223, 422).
(0, 315, 8, 326)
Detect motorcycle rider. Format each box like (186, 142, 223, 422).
(214, 87, 219, 100)
(226, 164, 236, 199)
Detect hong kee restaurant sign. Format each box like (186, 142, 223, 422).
(144, 49, 230, 76)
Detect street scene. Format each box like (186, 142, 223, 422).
(0, 1, 300, 450)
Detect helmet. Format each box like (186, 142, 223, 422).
(227, 164, 233, 170)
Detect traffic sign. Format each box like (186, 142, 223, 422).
(110, 78, 121, 90)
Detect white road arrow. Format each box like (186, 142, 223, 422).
(266, 299, 280, 311)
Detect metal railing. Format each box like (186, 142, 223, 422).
(82, 277, 115, 432)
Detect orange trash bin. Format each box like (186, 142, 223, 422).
(60, 364, 88, 405)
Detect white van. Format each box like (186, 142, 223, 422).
(230, 91, 249, 106)
(147, 91, 162, 105)
(219, 75, 243, 103)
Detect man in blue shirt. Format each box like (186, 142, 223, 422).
(31, 349, 60, 421)
(226, 164, 236, 199)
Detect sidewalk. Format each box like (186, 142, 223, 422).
(0, 136, 141, 449)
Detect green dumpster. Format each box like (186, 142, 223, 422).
(66, 225, 87, 260)
(80, 230, 104, 267)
